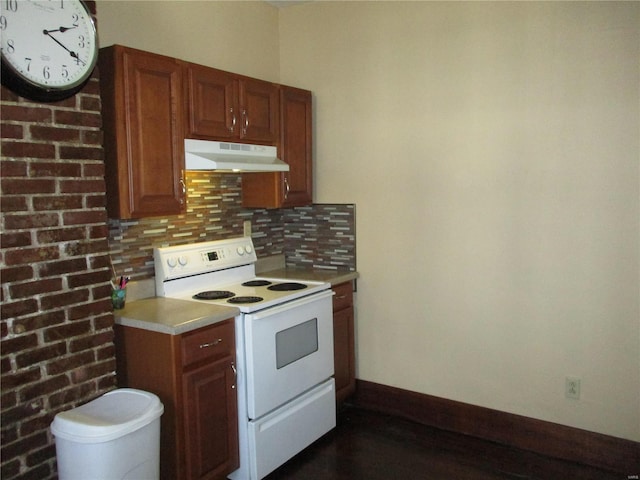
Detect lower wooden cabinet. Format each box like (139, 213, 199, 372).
(115, 319, 238, 480)
(332, 282, 356, 404)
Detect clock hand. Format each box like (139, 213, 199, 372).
(69, 50, 86, 66)
(42, 30, 86, 66)
(45, 25, 78, 33)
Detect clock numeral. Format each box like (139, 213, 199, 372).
(4, 0, 17, 13)
(1, 0, 97, 98)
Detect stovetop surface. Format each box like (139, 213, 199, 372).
(154, 237, 331, 313)
(165, 276, 330, 313)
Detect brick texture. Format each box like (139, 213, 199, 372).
(0, 4, 115, 479)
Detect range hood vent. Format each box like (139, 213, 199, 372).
(184, 139, 289, 172)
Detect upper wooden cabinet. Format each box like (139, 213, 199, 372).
(242, 85, 313, 209)
(184, 63, 279, 145)
(99, 45, 312, 216)
(99, 45, 186, 219)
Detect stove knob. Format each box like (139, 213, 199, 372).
(245, 245, 253, 254)
(236, 246, 245, 256)
(167, 257, 177, 268)
(178, 256, 188, 266)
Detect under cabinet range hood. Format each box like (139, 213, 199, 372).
(184, 139, 289, 172)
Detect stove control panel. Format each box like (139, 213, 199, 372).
(154, 237, 257, 281)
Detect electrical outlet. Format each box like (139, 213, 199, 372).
(243, 220, 252, 237)
(565, 377, 581, 400)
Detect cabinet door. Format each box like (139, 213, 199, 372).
(333, 282, 356, 404)
(100, 45, 185, 219)
(241, 85, 312, 209)
(333, 305, 355, 403)
(280, 86, 313, 207)
(239, 78, 279, 144)
(185, 64, 239, 140)
(183, 356, 239, 480)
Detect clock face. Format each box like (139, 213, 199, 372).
(0, 0, 98, 99)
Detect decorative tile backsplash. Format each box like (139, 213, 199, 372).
(108, 171, 355, 280)
(284, 204, 356, 270)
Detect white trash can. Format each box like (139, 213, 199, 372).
(51, 388, 164, 480)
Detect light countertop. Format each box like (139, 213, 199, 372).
(114, 265, 358, 335)
(260, 267, 358, 287)
(114, 297, 238, 335)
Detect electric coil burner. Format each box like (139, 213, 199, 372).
(268, 282, 307, 291)
(242, 280, 272, 287)
(154, 237, 336, 480)
(193, 290, 235, 300)
(228, 296, 264, 304)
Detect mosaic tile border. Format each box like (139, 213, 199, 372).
(284, 204, 356, 271)
(108, 172, 355, 280)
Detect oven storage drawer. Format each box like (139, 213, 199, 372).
(181, 320, 235, 367)
(248, 378, 336, 480)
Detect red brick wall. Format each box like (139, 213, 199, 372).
(0, 4, 116, 479)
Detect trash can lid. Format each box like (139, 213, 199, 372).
(51, 388, 164, 443)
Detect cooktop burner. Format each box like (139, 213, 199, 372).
(228, 296, 264, 304)
(242, 280, 272, 287)
(155, 238, 333, 314)
(268, 282, 308, 291)
(193, 290, 235, 300)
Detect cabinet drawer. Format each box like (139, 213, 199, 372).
(181, 319, 235, 367)
(332, 282, 353, 312)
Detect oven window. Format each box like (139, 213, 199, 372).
(275, 318, 318, 369)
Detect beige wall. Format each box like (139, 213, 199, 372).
(97, 0, 640, 441)
(97, 0, 280, 82)
(280, 1, 639, 442)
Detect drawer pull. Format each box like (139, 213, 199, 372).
(199, 338, 223, 349)
(335, 295, 347, 300)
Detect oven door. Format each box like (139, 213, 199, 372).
(244, 289, 334, 419)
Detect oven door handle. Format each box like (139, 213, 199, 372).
(246, 289, 334, 321)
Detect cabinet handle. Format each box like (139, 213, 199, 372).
(284, 177, 290, 199)
(336, 295, 347, 300)
(230, 107, 236, 132)
(231, 362, 237, 389)
(179, 178, 186, 204)
(242, 109, 248, 135)
(199, 338, 222, 349)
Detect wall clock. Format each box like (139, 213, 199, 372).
(0, 0, 98, 102)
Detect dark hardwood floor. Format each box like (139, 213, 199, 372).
(264, 406, 621, 480)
